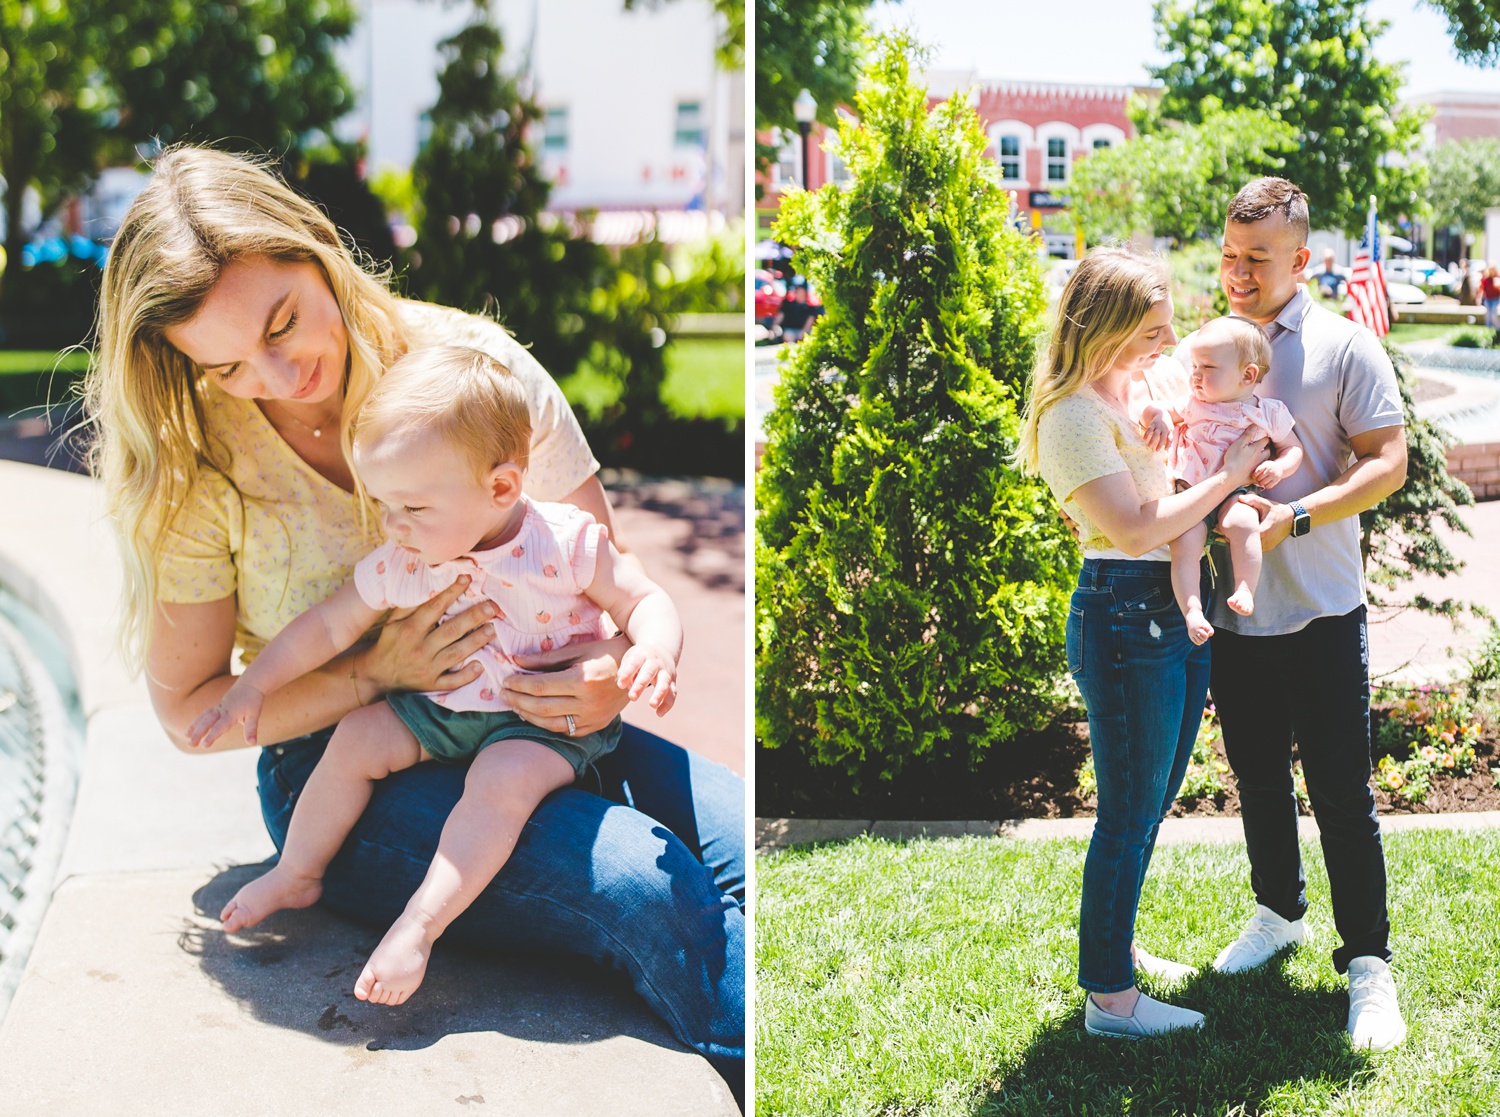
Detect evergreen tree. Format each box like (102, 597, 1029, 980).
(1363, 339, 1475, 619)
(755, 35, 1076, 785)
(407, 4, 669, 457)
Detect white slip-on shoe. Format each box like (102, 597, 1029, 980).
(1085, 992, 1205, 1038)
(1347, 956, 1406, 1053)
(1212, 904, 1308, 973)
(1134, 943, 1196, 984)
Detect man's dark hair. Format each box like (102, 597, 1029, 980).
(1227, 177, 1309, 245)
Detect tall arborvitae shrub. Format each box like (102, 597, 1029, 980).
(755, 35, 1077, 785)
(1361, 338, 1474, 618)
(407, 4, 670, 462)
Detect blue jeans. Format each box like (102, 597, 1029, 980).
(257, 721, 745, 1095)
(1068, 559, 1210, 993)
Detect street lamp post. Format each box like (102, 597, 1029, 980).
(793, 88, 817, 188)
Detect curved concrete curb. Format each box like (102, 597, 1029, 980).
(756, 810, 1500, 853)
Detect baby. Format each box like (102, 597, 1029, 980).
(1140, 315, 1304, 644)
(189, 345, 681, 1006)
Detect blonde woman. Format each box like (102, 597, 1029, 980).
(86, 147, 743, 1092)
(1018, 247, 1269, 1038)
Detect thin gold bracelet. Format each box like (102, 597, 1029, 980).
(349, 661, 364, 707)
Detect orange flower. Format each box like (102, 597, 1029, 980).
(1384, 770, 1405, 790)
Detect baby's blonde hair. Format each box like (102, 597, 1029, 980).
(1017, 247, 1172, 474)
(1200, 315, 1273, 383)
(350, 346, 531, 482)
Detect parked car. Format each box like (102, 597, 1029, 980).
(754, 270, 786, 324)
(1383, 257, 1456, 294)
(1384, 281, 1427, 305)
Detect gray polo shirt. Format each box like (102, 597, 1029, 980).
(1174, 288, 1404, 636)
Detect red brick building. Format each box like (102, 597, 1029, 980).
(927, 72, 1146, 256)
(757, 76, 1154, 255)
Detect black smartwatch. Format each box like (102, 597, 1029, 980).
(1288, 500, 1311, 538)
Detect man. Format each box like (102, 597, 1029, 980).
(1308, 247, 1346, 299)
(1175, 178, 1409, 1052)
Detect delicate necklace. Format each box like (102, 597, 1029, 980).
(265, 398, 342, 440)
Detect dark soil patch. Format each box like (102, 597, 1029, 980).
(756, 707, 1500, 820)
(1411, 374, 1458, 405)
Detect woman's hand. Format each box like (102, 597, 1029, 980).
(1223, 430, 1272, 486)
(360, 575, 494, 695)
(503, 634, 634, 737)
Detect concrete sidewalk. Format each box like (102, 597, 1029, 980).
(0, 462, 742, 1115)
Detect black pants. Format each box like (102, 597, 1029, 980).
(1210, 606, 1391, 973)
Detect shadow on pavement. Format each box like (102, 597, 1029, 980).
(184, 864, 684, 1057)
(605, 475, 745, 596)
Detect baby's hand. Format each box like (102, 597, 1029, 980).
(616, 644, 678, 715)
(187, 681, 268, 748)
(1139, 408, 1174, 452)
(1251, 460, 1283, 489)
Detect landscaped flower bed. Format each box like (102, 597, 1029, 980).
(756, 683, 1500, 820)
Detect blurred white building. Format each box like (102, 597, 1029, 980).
(338, 0, 743, 215)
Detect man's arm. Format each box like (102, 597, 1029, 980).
(1243, 424, 1407, 552)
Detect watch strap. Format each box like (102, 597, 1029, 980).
(1289, 500, 1310, 537)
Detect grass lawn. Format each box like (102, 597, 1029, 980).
(757, 831, 1500, 1116)
(0, 349, 90, 376)
(559, 337, 744, 424)
(661, 337, 744, 422)
(1387, 323, 1475, 347)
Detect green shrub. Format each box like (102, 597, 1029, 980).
(1360, 340, 1475, 620)
(755, 35, 1075, 786)
(1451, 328, 1492, 349)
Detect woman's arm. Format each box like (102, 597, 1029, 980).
(146, 578, 499, 753)
(1070, 430, 1270, 557)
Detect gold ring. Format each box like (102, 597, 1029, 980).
(565, 714, 576, 737)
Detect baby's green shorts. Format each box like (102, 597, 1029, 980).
(387, 691, 621, 777)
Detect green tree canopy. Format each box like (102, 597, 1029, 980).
(755, 0, 875, 176)
(1428, 137, 1500, 237)
(756, 34, 1074, 784)
(0, 0, 355, 304)
(1147, 0, 1427, 235)
(1423, 0, 1500, 63)
(111, 0, 354, 153)
(1068, 107, 1297, 245)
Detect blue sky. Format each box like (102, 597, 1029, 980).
(869, 0, 1500, 96)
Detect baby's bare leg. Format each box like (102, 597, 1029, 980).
(1221, 499, 1264, 616)
(221, 703, 423, 933)
(1171, 520, 1214, 645)
(355, 740, 576, 1005)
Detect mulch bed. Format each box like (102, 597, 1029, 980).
(756, 707, 1500, 820)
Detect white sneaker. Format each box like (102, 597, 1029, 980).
(1134, 943, 1196, 984)
(1347, 956, 1406, 1053)
(1212, 904, 1308, 973)
(1085, 992, 1205, 1038)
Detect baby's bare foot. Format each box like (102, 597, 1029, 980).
(354, 912, 435, 1006)
(1185, 610, 1214, 646)
(1227, 587, 1255, 616)
(220, 865, 322, 933)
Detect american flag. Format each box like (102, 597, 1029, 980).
(1347, 196, 1389, 337)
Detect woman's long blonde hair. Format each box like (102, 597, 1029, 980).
(85, 146, 410, 670)
(1016, 247, 1172, 475)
